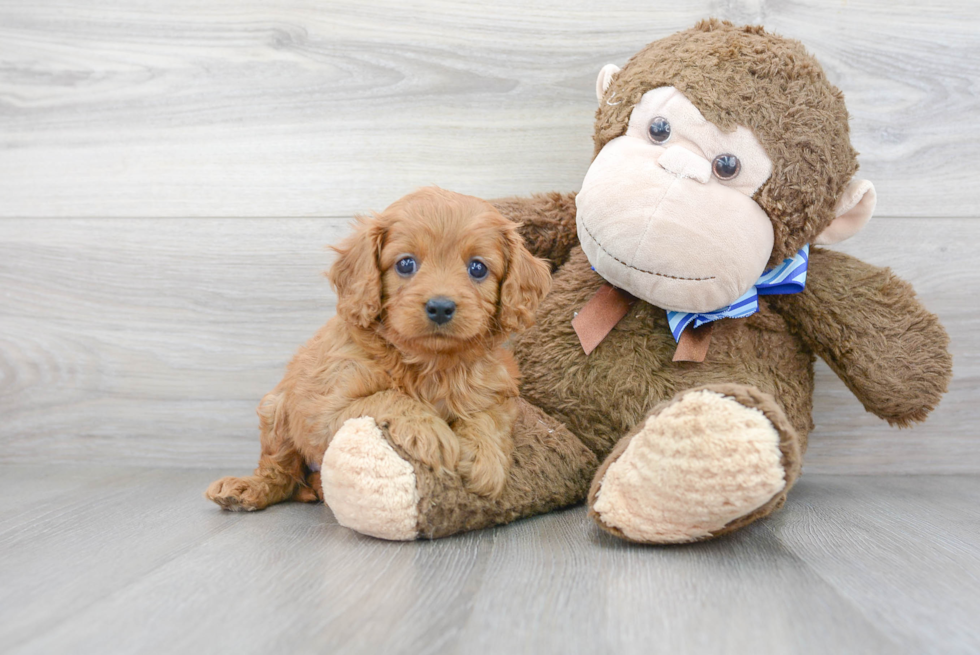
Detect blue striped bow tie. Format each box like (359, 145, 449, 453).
(666, 245, 809, 342)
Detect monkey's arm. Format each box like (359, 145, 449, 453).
(490, 192, 579, 270)
(771, 247, 952, 426)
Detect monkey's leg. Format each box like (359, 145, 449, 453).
(588, 383, 803, 543)
(320, 399, 598, 540)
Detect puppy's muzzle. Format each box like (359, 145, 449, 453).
(425, 297, 456, 325)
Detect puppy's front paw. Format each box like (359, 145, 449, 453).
(205, 476, 268, 511)
(382, 413, 460, 473)
(459, 441, 510, 499)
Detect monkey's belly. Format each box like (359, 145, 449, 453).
(513, 248, 815, 459)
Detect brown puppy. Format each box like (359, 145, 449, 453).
(206, 187, 552, 510)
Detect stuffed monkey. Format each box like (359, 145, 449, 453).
(321, 20, 952, 543)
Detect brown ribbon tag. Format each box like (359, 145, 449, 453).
(672, 322, 713, 362)
(572, 283, 636, 355)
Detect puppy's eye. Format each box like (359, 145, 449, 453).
(468, 259, 488, 280)
(395, 256, 417, 277)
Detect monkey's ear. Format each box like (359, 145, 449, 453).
(595, 64, 622, 103)
(327, 214, 386, 329)
(814, 179, 877, 245)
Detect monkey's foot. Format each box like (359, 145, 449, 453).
(321, 401, 598, 541)
(589, 388, 798, 543)
(321, 417, 421, 540)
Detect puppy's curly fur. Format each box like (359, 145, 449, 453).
(206, 187, 552, 510)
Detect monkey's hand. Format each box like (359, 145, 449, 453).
(772, 247, 952, 426)
(490, 192, 578, 270)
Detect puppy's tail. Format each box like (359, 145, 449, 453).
(257, 390, 288, 444)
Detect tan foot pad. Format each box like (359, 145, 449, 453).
(593, 390, 786, 543)
(321, 417, 419, 541)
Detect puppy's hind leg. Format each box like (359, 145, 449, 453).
(291, 470, 323, 503)
(206, 391, 305, 511)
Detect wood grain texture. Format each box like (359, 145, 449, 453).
(773, 475, 980, 653)
(0, 217, 347, 466)
(1, 0, 978, 218)
(1, 467, 978, 654)
(1, 216, 976, 473)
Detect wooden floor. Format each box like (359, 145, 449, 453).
(1, 467, 978, 655)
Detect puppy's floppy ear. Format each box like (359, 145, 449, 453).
(498, 224, 552, 333)
(328, 213, 386, 329)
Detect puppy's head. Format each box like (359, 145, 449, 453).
(328, 187, 551, 354)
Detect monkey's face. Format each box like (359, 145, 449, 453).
(577, 86, 776, 313)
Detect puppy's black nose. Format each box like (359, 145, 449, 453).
(425, 297, 456, 325)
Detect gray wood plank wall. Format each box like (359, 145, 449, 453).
(1, 1, 977, 473)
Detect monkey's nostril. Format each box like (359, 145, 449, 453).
(425, 297, 456, 325)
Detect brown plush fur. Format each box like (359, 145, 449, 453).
(491, 191, 579, 271)
(770, 248, 952, 426)
(389, 22, 952, 541)
(206, 187, 552, 510)
(514, 247, 817, 460)
(506, 244, 948, 539)
(404, 399, 599, 539)
(595, 19, 858, 268)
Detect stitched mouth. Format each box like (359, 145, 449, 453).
(581, 223, 716, 282)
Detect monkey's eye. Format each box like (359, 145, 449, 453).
(712, 154, 741, 180)
(395, 256, 417, 277)
(468, 258, 489, 281)
(648, 117, 671, 143)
